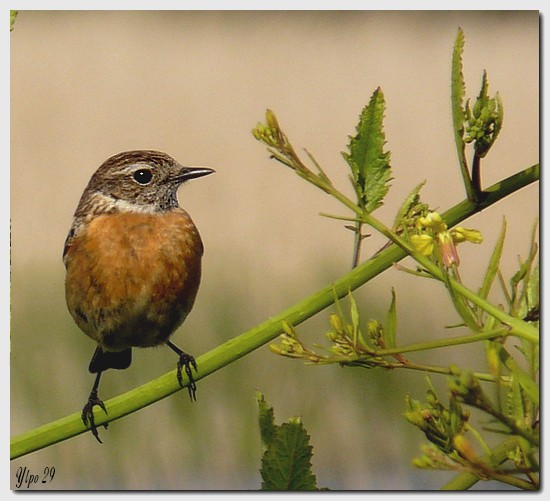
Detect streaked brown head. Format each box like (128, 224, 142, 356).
(75, 150, 214, 216)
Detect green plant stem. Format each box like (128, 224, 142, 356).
(393, 362, 495, 383)
(486, 472, 537, 491)
(473, 401, 539, 447)
(374, 328, 509, 358)
(345, 328, 510, 381)
(348, 359, 497, 383)
(10, 163, 539, 460)
(351, 221, 363, 268)
(441, 437, 536, 490)
(471, 152, 482, 197)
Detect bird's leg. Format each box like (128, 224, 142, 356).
(81, 371, 108, 443)
(166, 340, 198, 401)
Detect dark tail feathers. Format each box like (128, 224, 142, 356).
(89, 347, 132, 373)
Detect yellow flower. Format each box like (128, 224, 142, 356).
(451, 227, 483, 244)
(417, 212, 447, 233)
(411, 211, 483, 269)
(411, 234, 435, 256)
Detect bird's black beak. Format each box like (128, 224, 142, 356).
(170, 166, 215, 184)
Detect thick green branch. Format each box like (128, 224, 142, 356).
(10, 163, 538, 460)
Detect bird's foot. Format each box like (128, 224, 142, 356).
(176, 353, 198, 402)
(81, 390, 108, 443)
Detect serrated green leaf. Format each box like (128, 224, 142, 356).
(342, 87, 391, 213)
(257, 392, 277, 448)
(451, 28, 467, 149)
(451, 27, 475, 201)
(386, 288, 397, 348)
(261, 421, 318, 491)
(478, 217, 507, 301)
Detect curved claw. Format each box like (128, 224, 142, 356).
(81, 391, 108, 443)
(176, 353, 198, 401)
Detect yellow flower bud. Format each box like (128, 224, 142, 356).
(282, 320, 296, 337)
(453, 434, 478, 463)
(418, 212, 447, 233)
(265, 109, 279, 129)
(269, 343, 283, 355)
(329, 313, 344, 334)
(438, 231, 460, 267)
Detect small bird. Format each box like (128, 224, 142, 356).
(63, 150, 214, 442)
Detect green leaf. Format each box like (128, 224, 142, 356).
(499, 350, 539, 406)
(478, 217, 507, 301)
(514, 369, 539, 407)
(342, 87, 392, 213)
(385, 288, 397, 348)
(261, 419, 318, 491)
(510, 363, 539, 407)
(507, 374, 525, 425)
(510, 222, 538, 312)
(451, 27, 474, 201)
(10, 11, 18, 31)
(527, 262, 539, 312)
(348, 291, 360, 346)
(521, 223, 540, 315)
(257, 392, 277, 448)
(442, 271, 479, 333)
(392, 180, 426, 232)
(451, 28, 467, 151)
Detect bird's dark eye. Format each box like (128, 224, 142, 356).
(133, 169, 153, 185)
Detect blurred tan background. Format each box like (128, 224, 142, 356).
(10, 11, 538, 490)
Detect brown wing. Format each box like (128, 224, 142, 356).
(62, 227, 76, 268)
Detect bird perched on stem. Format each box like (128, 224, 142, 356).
(63, 150, 214, 442)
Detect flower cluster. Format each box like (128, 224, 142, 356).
(410, 211, 482, 268)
